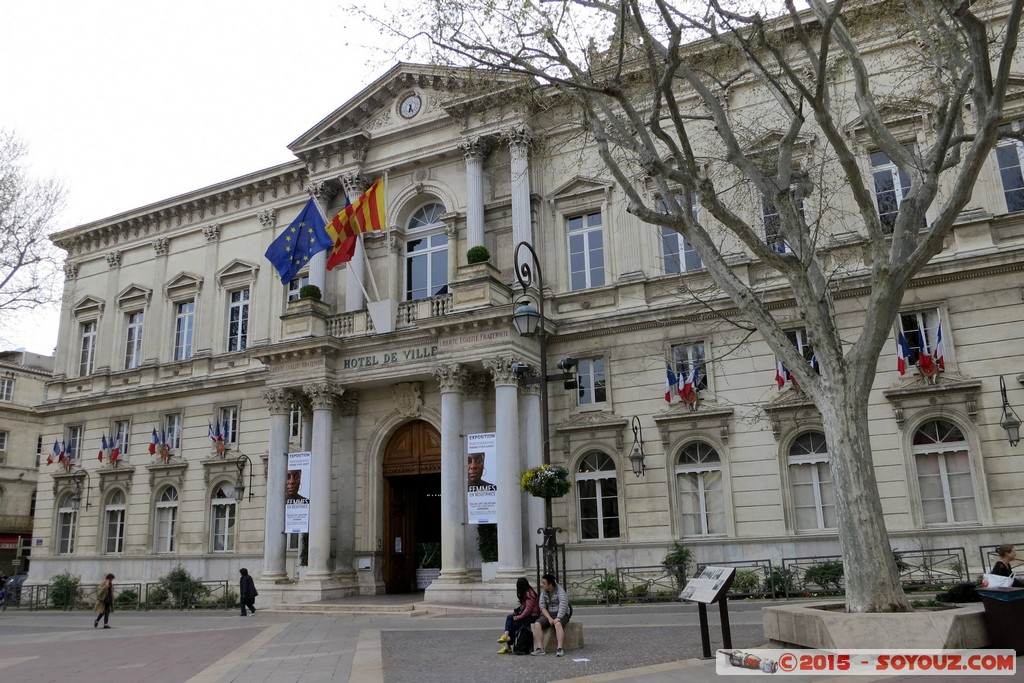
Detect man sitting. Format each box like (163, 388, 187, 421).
(530, 573, 571, 657)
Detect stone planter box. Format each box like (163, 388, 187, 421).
(281, 298, 331, 339)
(764, 601, 989, 650)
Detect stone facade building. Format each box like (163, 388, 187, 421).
(29, 33, 1024, 603)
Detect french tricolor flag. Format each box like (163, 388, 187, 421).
(48, 439, 60, 466)
(99, 434, 108, 461)
(109, 435, 120, 463)
(897, 331, 912, 376)
(933, 323, 946, 371)
(149, 427, 159, 455)
(681, 364, 700, 404)
(665, 363, 677, 403)
(775, 359, 790, 389)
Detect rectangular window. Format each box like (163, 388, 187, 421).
(79, 321, 97, 376)
(670, 342, 708, 391)
(57, 508, 77, 554)
(0, 377, 13, 402)
(786, 329, 815, 362)
(219, 406, 239, 444)
(113, 419, 131, 456)
(659, 195, 703, 273)
(67, 425, 83, 463)
(36, 434, 43, 468)
(105, 508, 125, 554)
(163, 413, 182, 450)
(677, 470, 725, 536)
(124, 311, 144, 369)
(578, 477, 620, 540)
(790, 461, 837, 530)
(871, 149, 924, 233)
(287, 533, 301, 551)
(212, 502, 236, 552)
(761, 196, 796, 254)
(287, 275, 310, 302)
(0, 430, 7, 463)
(173, 300, 195, 361)
(899, 308, 942, 363)
(567, 211, 605, 290)
(996, 123, 1024, 213)
(917, 450, 978, 525)
(289, 403, 302, 439)
(576, 358, 607, 406)
(155, 505, 176, 553)
(227, 288, 250, 352)
(405, 233, 448, 301)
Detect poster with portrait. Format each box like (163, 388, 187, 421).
(466, 432, 497, 524)
(285, 451, 311, 533)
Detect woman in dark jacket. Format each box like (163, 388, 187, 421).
(497, 577, 539, 654)
(93, 573, 115, 628)
(239, 568, 259, 616)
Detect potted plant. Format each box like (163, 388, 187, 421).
(520, 464, 572, 498)
(466, 245, 490, 264)
(298, 284, 322, 301)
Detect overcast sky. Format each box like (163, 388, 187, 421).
(1, 0, 392, 355)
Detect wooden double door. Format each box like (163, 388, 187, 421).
(382, 421, 441, 593)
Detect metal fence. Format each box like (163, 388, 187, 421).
(894, 547, 970, 589)
(613, 564, 688, 605)
(3, 580, 234, 612)
(563, 567, 610, 604)
(696, 559, 776, 599)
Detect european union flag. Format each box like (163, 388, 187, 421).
(264, 198, 333, 283)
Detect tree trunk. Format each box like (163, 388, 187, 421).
(820, 384, 911, 613)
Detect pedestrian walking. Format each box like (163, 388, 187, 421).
(239, 568, 258, 616)
(93, 573, 115, 628)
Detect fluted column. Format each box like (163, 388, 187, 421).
(342, 172, 369, 312)
(435, 363, 469, 581)
(519, 377, 544, 570)
(484, 355, 525, 576)
(461, 138, 488, 249)
(335, 392, 359, 580)
(303, 382, 341, 579)
(307, 181, 337, 295)
(261, 388, 292, 581)
(506, 125, 533, 249)
(463, 373, 489, 569)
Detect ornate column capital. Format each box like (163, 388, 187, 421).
(304, 382, 343, 411)
(434, 363, 469, 394)
(262, 388, 293, 415)
(338, 391, 359, 417)
(257, 209, 276, 229)
(484, 354, 524, 387)
(341, 171, 368, 197)
(64, 262, 79, 280)
(503, 124, 533, 160)
(519, 375, 542, 396)
(106, 250, 122, 268)
(152, 238, 169, 256)
(306, 180, 338, 204)
(459, 136, 491, 162)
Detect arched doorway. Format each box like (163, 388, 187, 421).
(382, 420, 441, 593)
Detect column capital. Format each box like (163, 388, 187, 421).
(519, 375, 542, 396)
(459, 136, 491, 162)
(304, 382, 343, 411)
(484, 354, 524, 387)
(262, 387, 294, 415)
(341, 171, 368, 197)
(503, 124, 533, 159)
(257, 208, 277, 229)
(338, 390, 359, 417)
(306, 179, 338, 204)
(434, 363, 469, 394)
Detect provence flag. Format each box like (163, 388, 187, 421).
(265, 198, 333, 283)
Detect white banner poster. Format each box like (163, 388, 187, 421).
(285, 451, 311, 533)
(466, 432, 497, 525)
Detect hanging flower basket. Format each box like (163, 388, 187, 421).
(520, 464, 571, 499)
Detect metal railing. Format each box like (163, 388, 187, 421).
(894, 547, 969, 588)
(614, 564, 688, 605)
(3, 580, 234, 611)
(563, 568, 610, 604)
(696, 559, 776, 599)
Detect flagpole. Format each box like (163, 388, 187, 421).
(361, 233, 381, 301)
(384, 170, 394, 304)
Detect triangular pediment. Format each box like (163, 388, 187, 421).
(115, 284, 152, 310)
(216, 259, 260, 288)
(163, 272, 203, 299)
(72, 295, 105, 318)
(550, 175, 614, 201)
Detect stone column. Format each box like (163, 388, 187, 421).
(462, 373, 489, 570)
(484, 355, 525, 577)
(303, 382, 340, 579)
(261, 388, 292, 581)
(307, 181, 338, 295)
(342, 172, 369, 312)
(506, 125, 533, 249)
(519, 377, 544, 570)
(334, 392, 359, 582)
(461, 138, 488, 249)
(434, 363, 469, 582)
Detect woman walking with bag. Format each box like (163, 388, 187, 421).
(93, 573, 115, 628)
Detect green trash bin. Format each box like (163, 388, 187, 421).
(977, 587, 1024, 654)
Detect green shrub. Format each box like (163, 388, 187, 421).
(50, 571, 82, 609)
(731, 569, 761, 594)
(115, 588, 139, 609)
(466, 245, 490, 264)
(594, 573, 622, 603)
(631, 584, 649, 600)
(662, 542, 694, 591)
(477, 524, 498, 563)
(767, 567, 797, 597)
(298, 284, 322, 300)
(892, 550, 911, 574)
(805, 560, 845, 592)
(159, 565, 210, 607)
(146, 585, 169, 607)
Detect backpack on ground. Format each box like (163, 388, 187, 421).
(511, 626, 534, 655)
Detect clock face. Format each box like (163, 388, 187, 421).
(399, 93, 421, 119)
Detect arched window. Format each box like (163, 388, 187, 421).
(211, 484, 237, 552)
(676, 442, 724, 536)
(577, 452, 619, 540)
(788, 432, 835, 531)
(104, 489, 126, 554)
(913, 420, 978, 525)
(154, 486, 178, 553)
(405, 202, 448, 301)
(56, 492, 77, 554)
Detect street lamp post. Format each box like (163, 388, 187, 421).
(512, 241, 574, 583)
(235, 453, 254, 502)
(70, 468, 91, 511)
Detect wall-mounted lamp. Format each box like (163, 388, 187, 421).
(1000, 375, 1021, 447)
(70, 468, 91, 511)
(235, 453, 254, 502)
(628, 416, 646, 477)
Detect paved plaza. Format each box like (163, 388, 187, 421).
(0, 599, 1020, 682)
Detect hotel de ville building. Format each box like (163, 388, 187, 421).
(27, 13, 1024, 605)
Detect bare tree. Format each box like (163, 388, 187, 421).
(0, 129, 66, 335)
(373, 0, 1022, 612)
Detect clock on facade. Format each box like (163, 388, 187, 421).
(399, 93, 422, 119)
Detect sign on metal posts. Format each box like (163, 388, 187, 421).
(679, 566, 736, 658)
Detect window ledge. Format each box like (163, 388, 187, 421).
(882, 374, 981, 429)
